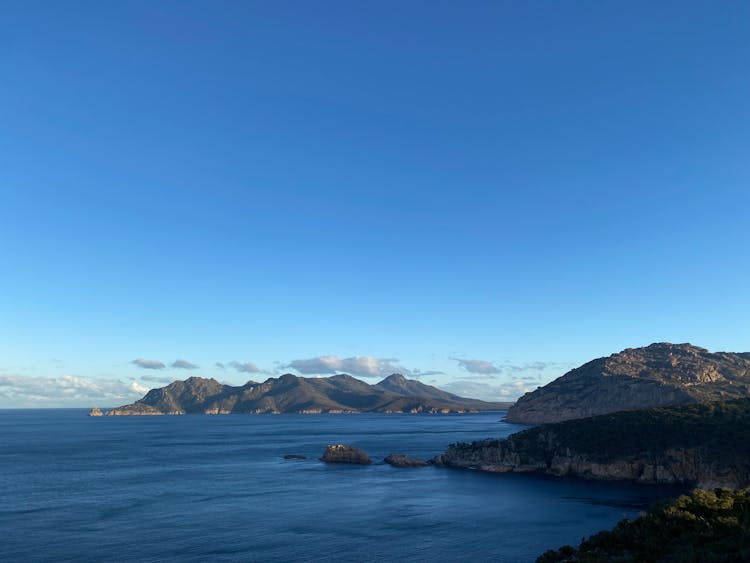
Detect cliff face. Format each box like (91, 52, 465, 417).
(435, 398, 750, 489)
(106, 374, 511, 415)
(507, 343, 750, 424)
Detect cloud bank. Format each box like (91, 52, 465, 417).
(287, 355, 419, 379)
(0, 373, 151, 407)
(442, 379, 536, 402)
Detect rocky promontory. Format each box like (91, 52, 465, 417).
(507, 343, 750, 424)
(435, 398, 750, 489)
(320, 444, 372, 464)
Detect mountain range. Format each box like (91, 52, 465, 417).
(104, 373, 510, 415)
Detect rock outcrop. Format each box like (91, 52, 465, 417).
(320, 444, 372, 464)
(436, 398, 750, 489)
(507, 343, 750, 424)
(87, 407, 104, 416)
(384, 453, 430, 467)
(283, 454, 306, 460)
(105, 374, 510, 415)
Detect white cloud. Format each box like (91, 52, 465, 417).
(0, 373, 152, 407)
(171, 359, 198, 370)
(129, 381, 151, 395)
(287, 355, 410, 378)
(442, 379, 536, 402)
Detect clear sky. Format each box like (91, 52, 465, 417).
(1, 1, 748, 407)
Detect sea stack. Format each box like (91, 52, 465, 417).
(87, 407, 104, 416)
(384, 453, 429, 467)
(320, 444, 372, 464)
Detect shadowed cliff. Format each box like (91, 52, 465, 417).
(436, 397, 750, 489)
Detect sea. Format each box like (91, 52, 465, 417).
(0, 409, 681, 562)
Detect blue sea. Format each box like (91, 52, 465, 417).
(1, 410, 679, 562)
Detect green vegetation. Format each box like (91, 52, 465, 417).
(537, 488, 750, 562)
(509, 397, 750, 464)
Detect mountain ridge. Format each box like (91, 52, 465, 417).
(506, 342, 750, 424)
(105, 373, 511, 415)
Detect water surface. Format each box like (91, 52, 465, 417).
(0, 410, 679, 562)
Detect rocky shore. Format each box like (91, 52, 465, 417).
(434, 398, 750, 489)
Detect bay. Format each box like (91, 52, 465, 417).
(0, 410, 678, 562)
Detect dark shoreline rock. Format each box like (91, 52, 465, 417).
(434, 398, 750, 489)
(320, 444, 372, 464)
(384, 453, 430, 467)
(283, 454, 306, 460)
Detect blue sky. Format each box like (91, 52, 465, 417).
(1, 1, 748, 407)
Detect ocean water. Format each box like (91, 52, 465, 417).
(1, 410, 679, 562)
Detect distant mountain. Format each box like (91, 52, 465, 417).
(106, 373, 511, 415)
(506, 343, 750, 424)
(436, 397, 750, 489)
(375, 373, 469, 402)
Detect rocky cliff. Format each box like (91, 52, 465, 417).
(435, 398, 750, 489)
(106, 373, 510, 415)
(506, 343, 750, 424)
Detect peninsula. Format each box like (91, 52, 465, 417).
(436, 397, 750, 489)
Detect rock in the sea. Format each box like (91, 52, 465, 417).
(384, 453, 429, 467)
(283, 454, 306, 460)
(87, 407, 104, 416)
(320, 444, 372, 464)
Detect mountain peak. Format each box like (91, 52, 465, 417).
(381, 373, 407, 384)
(507, 342, 750, 424)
